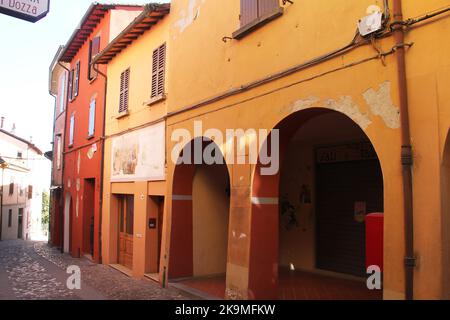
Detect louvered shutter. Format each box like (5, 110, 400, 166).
(240, 0, 258, 26)
(68, 70, 74, 101)
(151, 43, 166, 99)
(119, 69, 130, 113)
(89, 36, 101, 80)
(74, 61, 80, 97)
(258, 0, 279, 17)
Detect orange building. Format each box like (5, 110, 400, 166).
(158, 0, 450, 300)
(53, 3, 143, 261)
(54, 0, 450, 301)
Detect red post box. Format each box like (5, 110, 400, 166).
(366, 213, 384, 272)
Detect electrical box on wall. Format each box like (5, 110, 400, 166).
(358, 11, 383, 36)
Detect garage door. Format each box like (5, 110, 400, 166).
(316, 159, 383, 277)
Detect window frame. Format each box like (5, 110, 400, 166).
(150, 43, 167, 104)
(88, 98, 96, 138)
(74, 61, 80, 98)
(69, 114, 75, 147)
(118, 68, 130, 115)
(233, 0, 284, 40)
(88, 36, 101, 81)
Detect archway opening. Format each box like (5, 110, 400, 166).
(169, 138, 230, 299)
(251, 109, 384, 300)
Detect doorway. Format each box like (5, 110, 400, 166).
(64, 193, 72, 253)
(83, 178, 95, 257)
(118, 195, 134, 270)
(18, 208, 23, 239)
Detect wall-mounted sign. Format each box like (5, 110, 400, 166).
(316, 141, 377, 164)
(0, 0, 50, 23)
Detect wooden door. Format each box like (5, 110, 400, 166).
(157, 197, 165, 269)
(118, 195, 134, 270)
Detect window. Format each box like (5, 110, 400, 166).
(56, 135, 62, 169)
(74, 61, 80, 97)
(9, 179, 14, 195)
(28, 186, 33, 199)
(151, 43, 166, 100)
(59, 72, 66, 112)
(68, 69, 74, 101)
(17, 151, 22, 159)
(119, 195, 134, 235)
(8, 210, 12, 227)
(119, 68, 130, 113)
(88, 99, 96, 137)
(233, 0, 283, 39)
(88, 36, 101, 80)
(69, 114, 75, 146)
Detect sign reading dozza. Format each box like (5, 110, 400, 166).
(0, 0, 50, 23)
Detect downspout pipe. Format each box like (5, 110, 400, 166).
(392, 0, 415, 300)
(93, 63, 107, 264)
(58, 62, 71, 254)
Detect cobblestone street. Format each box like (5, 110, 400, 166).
(0, 240, 192, 300)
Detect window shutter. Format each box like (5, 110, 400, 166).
(68, 70, 74, 101)
(240, 0, 258, 26)
(258, 0, 279, 17)
(151, 43, 166, 99)
(89, 36, 101, 80)
(74, 61, 80, 97)
(119, 69, 130, 113)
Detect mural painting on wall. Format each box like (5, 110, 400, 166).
(111, 122, 166, 182)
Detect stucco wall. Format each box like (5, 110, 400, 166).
(192, 163, 230, 276)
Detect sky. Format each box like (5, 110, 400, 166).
(0, 0, 165, 153)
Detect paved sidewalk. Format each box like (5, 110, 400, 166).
(0, 240, 192, 300)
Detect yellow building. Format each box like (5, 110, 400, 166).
(94, 3, 170, 280)
(96, 0, 450, 300)
(161, 0, 450, 300)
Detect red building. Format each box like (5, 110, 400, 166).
(53, 3, 143, 262)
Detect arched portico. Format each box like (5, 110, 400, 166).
(250, 108, 385, 300)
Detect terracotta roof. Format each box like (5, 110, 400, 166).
(93, 3, 170, 65)
(0, 129, 43, 155)
(59, 2, 145, 63)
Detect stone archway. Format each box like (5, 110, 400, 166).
(169, 137, 231, 298)
(250, 108, 384, 300)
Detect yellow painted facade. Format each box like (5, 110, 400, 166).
(101, 10, 170, 279)
(161, 0, 450, 300)
(99, 0, 450, 300)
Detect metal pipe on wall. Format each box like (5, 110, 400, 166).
(392, 0, 415, 300)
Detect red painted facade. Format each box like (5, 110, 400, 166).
(54, 4, 143, 262)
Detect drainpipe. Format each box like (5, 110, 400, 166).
(58, 62, 71, 254)
(93, 63, 107, 264)
(392, 0, 415, 300)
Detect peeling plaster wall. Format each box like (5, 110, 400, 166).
(363, 81, 400, 129)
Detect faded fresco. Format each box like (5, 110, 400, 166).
(111, 121, 165, 181)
